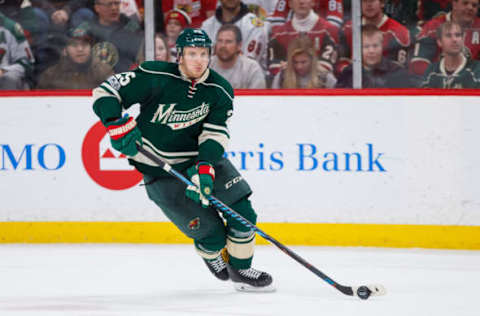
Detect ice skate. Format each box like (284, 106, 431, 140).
(227, 265, 275, 292)
(203, 253, 229, 281)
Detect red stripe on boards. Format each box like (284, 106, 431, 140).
(0, 89, 479, 97)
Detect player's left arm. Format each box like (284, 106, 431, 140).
(185, 83, 234, 206)
(197, 85, 233, 165)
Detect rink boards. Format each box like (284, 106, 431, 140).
(1, 90, 480, 249)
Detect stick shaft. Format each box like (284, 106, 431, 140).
(136, 145, 354, 296)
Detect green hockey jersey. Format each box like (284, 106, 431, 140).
(421, 55, 480, 89)
(92, 61, 234, 176)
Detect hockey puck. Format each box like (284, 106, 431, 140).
(356, 286, 371, 300)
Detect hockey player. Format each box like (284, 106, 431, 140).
(410, 0, 480, 76)
(200, 0, 269, 71)
(421, 21, 480, 88)
(91, 28, 274, 292)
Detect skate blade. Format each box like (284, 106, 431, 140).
(233, 282, 276, 293)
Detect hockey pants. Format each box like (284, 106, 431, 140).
(144, 157, 257, 269)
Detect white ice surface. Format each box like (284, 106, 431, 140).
(0, 244, 478, 316)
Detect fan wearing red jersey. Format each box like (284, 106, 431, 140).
(417, 0, 452, 22)
(268, 0, 343, 28)
(410, 0, 480, 76)
(337, 0, 410, 74)
(268, 0, 339, 80)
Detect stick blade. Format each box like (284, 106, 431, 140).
(365, 284, 387, 297)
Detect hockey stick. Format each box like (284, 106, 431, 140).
(136, 144, 386, 300)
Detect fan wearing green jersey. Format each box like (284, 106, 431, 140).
(91, 28, 274, 292)
(421, 20, 480, 88)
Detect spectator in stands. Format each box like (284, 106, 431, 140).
(36, 28, 113, 89)
(162, 0, 217, 28)
(380, 0, 452, 29)
(336, 24, 413, 88)
(1, 0, 49, 84)
(119, 0, 141, 22)
(201, 0, 268, 72)
(133, 0, 165, 33)
(242, 0, 277, 21)
(74, 0, 143, 72)
(1, 1, 49, 45)
(421, 21, 480, 88)
(35, 0, 140, 30)
(31, 0, 95, 30)
(268, 0, 344, 29)
(410, 0, 480, 76)
(32, 0, 95, 81)
(0, 11, 35, 89)
(153, 33, 172, 62)
(383, 0, 418, 30)
(210, 24, 266, 88)
(272, 34, 337, 89)
(134, 32, 173, 66)
(338, 0, 410, 73)
(268, 0, 338, 81)
(417, 0, 452, 22)
(165, 9, 191, 60)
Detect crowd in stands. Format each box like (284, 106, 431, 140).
(1, 0, 480, 90)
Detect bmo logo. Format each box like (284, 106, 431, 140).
(1, 143, 66, 170)
(82, 121, 142, 190)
